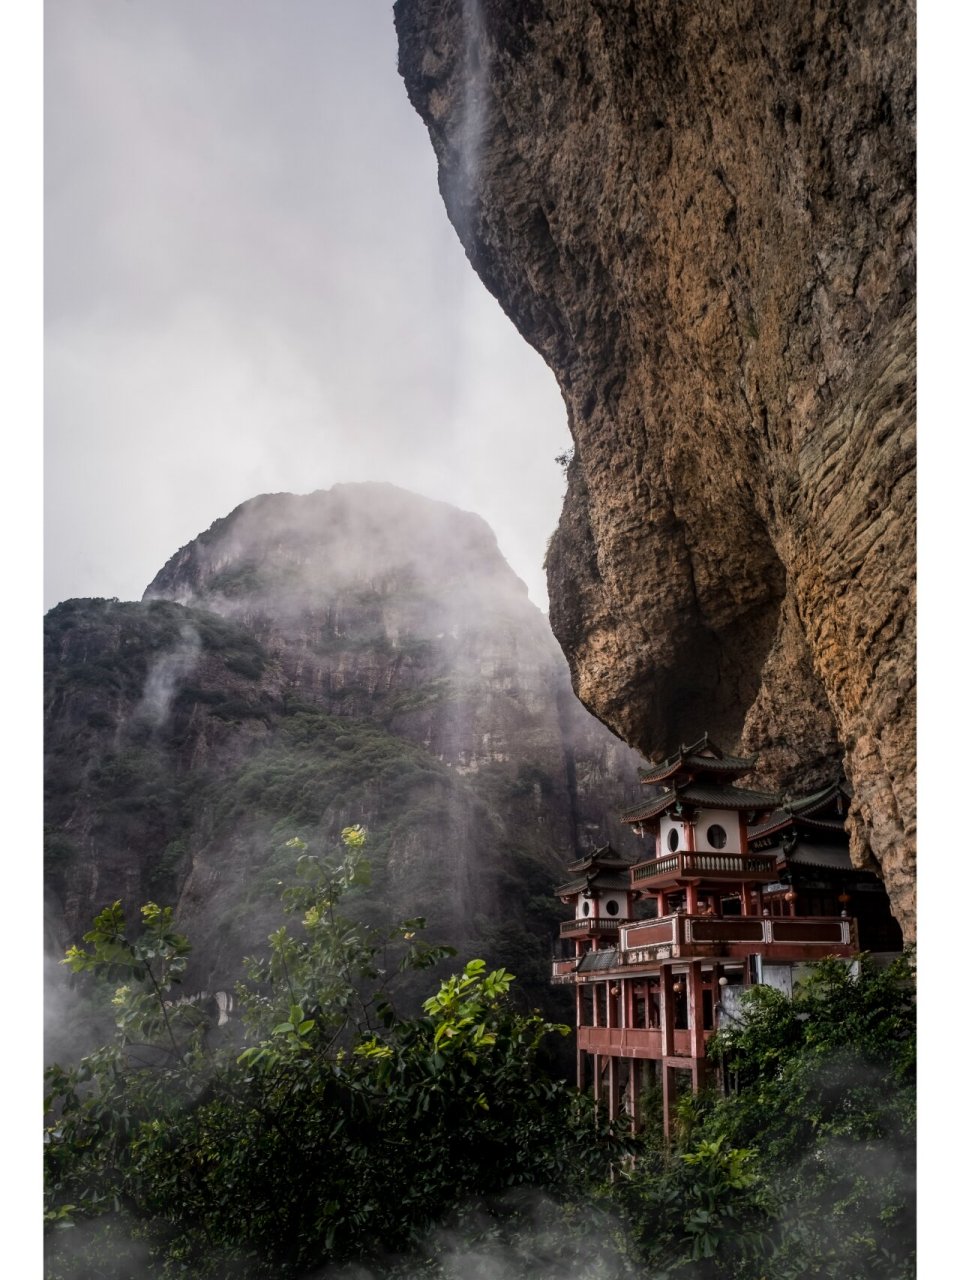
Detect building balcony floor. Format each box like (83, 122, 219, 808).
(550, 913, 857, 982)
(559, 916, 626, 939)
(577, 1025, 710, 1064)
(631, 850, 780, 890)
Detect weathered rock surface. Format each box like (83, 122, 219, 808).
(395, 0, 915, 937)
(45, 485, 644, 1001)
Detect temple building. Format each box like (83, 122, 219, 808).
(550, 734, 903, 1137)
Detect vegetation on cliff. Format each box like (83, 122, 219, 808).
(45, 489, 641, 1015)
(45, 826, 915, 1279)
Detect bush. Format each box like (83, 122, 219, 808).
(44, 830, 624, 1278)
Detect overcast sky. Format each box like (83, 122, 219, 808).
(44, 0, 569, 613)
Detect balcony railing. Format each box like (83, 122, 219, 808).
(622, 918, 678, 949)
(618, 912, 855, 960)
(551, 958, 578, 980)
(631, 851, 779, 886)
(578, 1026, 698, 1058)
(560, 917, 624, 936)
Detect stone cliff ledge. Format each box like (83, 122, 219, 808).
(395, 0, 915, 937)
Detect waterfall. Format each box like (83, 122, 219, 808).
(449, 0, 489, 230)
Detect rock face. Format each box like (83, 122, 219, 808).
(45, 485, 643, 1002)
(395, 0, 916, 938)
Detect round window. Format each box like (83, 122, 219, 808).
(667, 828, 680, 852)
(606, 899, 619, 916)
(581, 900, 590, 916)
(706, 824, 727, 850)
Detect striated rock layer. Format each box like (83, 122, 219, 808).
(395, 0, 916, 938)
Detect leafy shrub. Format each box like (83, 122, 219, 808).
(45, 831, 624, 1278)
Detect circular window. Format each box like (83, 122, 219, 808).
(667, 828, 680, 852)
(581, 900, 590, 916)
(706, 824, 727, 850)
(606, 899, 619, 916)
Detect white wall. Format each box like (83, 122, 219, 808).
(578, 891, 628, 918)
(693, 808, 743, 854)
(598, 891, 628, 918)
(660, 817, 687, 852)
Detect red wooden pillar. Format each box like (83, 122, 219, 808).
(688, 961, 706, 1093)
(661, 1063, 676, 1141)
(660, 963, 675, 1139)
(608, 1055, 619, 1123)
(685, 881, 699, 914)
(627, 1058, 639, 1135)
(578, 977, 586, 1090)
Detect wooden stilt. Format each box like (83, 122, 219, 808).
(688, 960, 706, 1093)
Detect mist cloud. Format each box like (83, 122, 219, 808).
(134, 622, 201, 729)
(45, 0, 569, 614)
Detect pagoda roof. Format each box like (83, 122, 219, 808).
(785, 841, 854, 873)
(637, 734, 757, 786)
(565, 844, 633, 875)
(748, 779, 849, 841)
(622, 783, 780, 825)
(555, 866, 632, 898)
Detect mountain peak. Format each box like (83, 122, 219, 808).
(144, 484, 530, 613)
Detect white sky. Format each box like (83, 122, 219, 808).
(44, 0, 570, 612)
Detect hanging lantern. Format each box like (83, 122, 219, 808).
(838, 891, 852, 906)
(672, 980, 684, 994)
(784, 889, 798, 903)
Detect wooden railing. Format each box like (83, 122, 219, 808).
(617, 912, 855, 958)
(631, 852, 778, 885)
(551, 958, 578, 979)
(560, 917, 624, 936)
(578, 1026, 696, 1058)
(622, 918, 678, 948)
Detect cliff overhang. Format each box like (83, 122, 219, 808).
(395, 0, 916, 938)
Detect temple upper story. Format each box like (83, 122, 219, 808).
(550, 734, 904, 1136)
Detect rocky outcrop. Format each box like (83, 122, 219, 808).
(46, 485, 643, 999)
(395, 0, 916, 938)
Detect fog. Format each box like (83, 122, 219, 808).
(45, 0, 569, 615)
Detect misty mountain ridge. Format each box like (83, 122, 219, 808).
(45, 484, 646, 1034)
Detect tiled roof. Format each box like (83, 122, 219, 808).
(749, 779, 848, 839)
(554, 872, 631, 898)
(566, 845, 633, 874)
(786, 842, 854, 873)
(637, 733, 757, 785)
(622, 783, 780, 824)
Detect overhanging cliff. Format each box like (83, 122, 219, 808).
(395, 0, 916, 937)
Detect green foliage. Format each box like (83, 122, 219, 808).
(613, 954, 916, 1280)
(620, 1138, 770, 1277)
(61, 900, 198, 1058)
(45, 827, 615, 1278)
